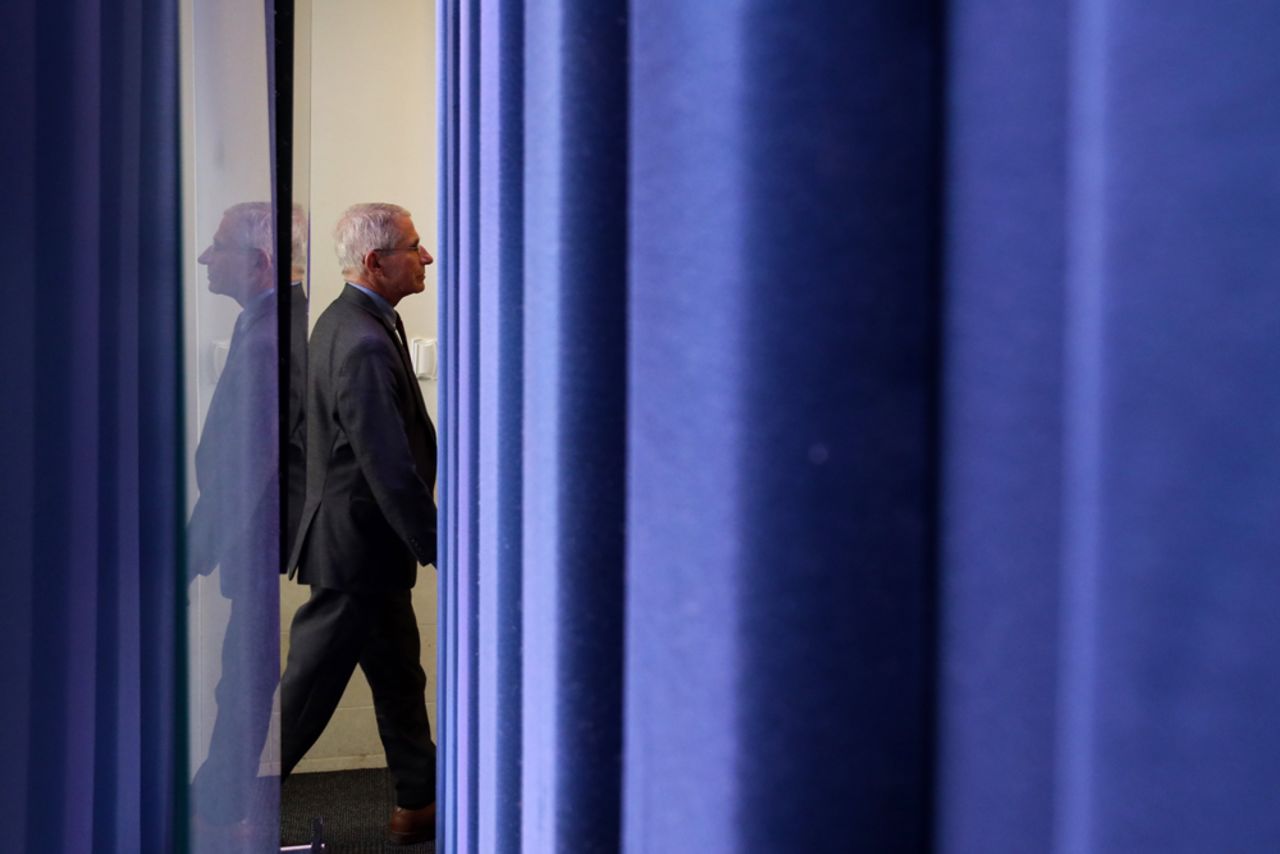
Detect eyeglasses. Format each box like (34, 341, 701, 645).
(208, 243, 261, 254)
(376, 245, 426, 255)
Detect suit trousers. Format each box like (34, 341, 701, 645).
(280, 585, 436, 808)
(191, 581, 279, 825)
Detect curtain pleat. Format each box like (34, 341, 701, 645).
(627, 3, 944, 852)
(473, 1, 525, 852)
(1057, 3, 1280, 850)
(0, 1, 38, 845)
(941, 2, 1280, 852)
(519, 2, 629, 849)
(437, 0, 461, 850)
(138, 0, 184, 846)
(937, 0, 1069, 849)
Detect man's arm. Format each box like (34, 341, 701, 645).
(335, 337, 436, 565)
(187, 333, 280, 576)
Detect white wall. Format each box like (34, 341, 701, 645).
(304, 0, 439, 383)
(284, 0, 440, 774)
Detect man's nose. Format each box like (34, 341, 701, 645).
(419, 247, 434, 266)
(198, 246, 213, 265)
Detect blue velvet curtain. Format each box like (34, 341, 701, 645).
(0, 0, 183, 852)
(440, 1, 1280, 852)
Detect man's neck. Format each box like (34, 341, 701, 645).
(350, 278, 399, 307)
(235, 280, 275, 310)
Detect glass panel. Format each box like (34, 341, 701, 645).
(178, 0, 436, 844)
(181, 0, 281, 849)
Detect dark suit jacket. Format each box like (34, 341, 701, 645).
(189, 284, 308, 596)
(288, 284, 437, 591)
(284, 283, 308, 548)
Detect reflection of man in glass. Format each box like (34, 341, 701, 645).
(281, 202, 438, 845)
(187, 201, 308, 843)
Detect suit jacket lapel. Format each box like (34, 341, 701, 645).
(341, 287, 432, 428)
(392, 315, 432, 427)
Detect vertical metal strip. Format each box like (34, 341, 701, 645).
(273, 0, 294, 574)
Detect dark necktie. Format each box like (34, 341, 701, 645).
(393, 312, 412, 364)
(394, 312, 430, 419)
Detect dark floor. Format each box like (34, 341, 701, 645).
(281, 768, 435, 853)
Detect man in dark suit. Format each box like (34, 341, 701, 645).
(280, 202, 438, 845)
(187, 201, 308, 840)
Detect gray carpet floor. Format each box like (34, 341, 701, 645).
(281, 768, 435, 853)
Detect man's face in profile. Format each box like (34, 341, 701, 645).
(376, 215, 434, 304)
(198, 214, 266, 305)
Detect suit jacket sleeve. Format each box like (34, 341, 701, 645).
(335, 338, 436, 565)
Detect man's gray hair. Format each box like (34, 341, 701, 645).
(333, 203, 412, 277)
(220, 201, 309, 279)
(222, 201, 275, 259)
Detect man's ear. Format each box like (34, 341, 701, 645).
(363, 250, 383, 277)
(252, 249, 271, 271)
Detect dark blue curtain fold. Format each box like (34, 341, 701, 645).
(1055, 4, 1280, 850)
(627, 3, 943, 851)
(473, 1, 525, 851)
(0, 3, 38, 843)
(1, 0, 182, 850)
(520, 3, 628, 850)
(437, 0, 460, 848)
(939, 1, 1280, 852)
(937, 0, 1069, 849)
